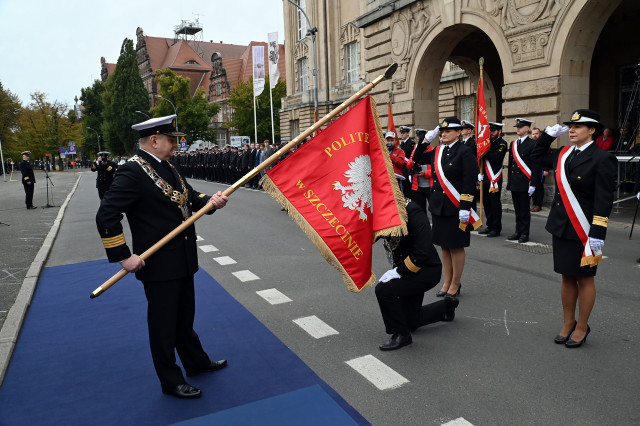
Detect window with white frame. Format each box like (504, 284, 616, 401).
(290, 119, 300, 140)
(297, 57, 309, 92)
(345, 41, 359, 83)
(297, 0, 307, 41)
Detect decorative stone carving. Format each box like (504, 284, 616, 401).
(484, 0, 566, 31)
(294, 40, 309, 60)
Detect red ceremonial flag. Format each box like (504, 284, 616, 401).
(262, 95, 407, 292)
(476, 76, 491, 160)
(387, 100, 397, 146)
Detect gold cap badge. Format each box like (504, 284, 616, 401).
(571, 112, 580, 121)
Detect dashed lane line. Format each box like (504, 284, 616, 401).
(345, 355, 409, 390)
(198, 244, 219, 253)
(256, 288, 292, 305)
(293, 315, 339, 339)
(213, 256, 237, 266)
(232, 270, 260, 282)
(442, 418, 475, 426)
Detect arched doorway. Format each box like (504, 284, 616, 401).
(411, 24, 504, 128)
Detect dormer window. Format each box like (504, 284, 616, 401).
(185, 60, 198, 65)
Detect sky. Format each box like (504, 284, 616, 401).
(0, 0, 286, 108)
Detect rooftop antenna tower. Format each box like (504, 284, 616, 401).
(174, 15, 204, 58)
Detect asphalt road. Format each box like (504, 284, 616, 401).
(5, 171, 640, 425)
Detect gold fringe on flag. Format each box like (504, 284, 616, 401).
(260, 175, 376, 293)
(369, 96, 408, 240)
(580, 254, 603, 268)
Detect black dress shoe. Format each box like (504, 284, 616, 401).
(186, 359, 228, 377)
(379, 333, 412, 351)
(518, 235, 529, 243)
(507, 233, 520, 240)
(565, 326, 590, 348)
(554, 321, 577, 344)
(478, 228, 491, 235)
(162, 383, 202, 399)
(486, 231, 500, 238)
(443, 296, 460, 322)
(27, 206, 37, 210)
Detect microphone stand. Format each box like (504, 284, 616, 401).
(43, 168, 56, 208)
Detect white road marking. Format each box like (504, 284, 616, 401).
(256, 288, 292, 305)
(232, 270, 260, 282)
(345, 355, 409, 390)
(504, 309, 510, 336)
(213, 256, 237, 265)
(198, 244, 218, 253)
(196, 235, 204, 241)
(442, 418, 475, 426)
(293, 315, 339, 339)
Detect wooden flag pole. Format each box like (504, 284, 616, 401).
(478, 57, 485, 228)
(90, 63, 399, 299)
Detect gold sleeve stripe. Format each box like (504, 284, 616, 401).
(102, 234, 126, 248)
(460, 194, 474, 202)
(592, 216, 608, 228)
(199, 194, 206, 198)
(404, 257, 420, 273)
(23, 176, 29, 180)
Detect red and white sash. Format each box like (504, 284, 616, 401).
(512, 140, 531, 179)
(484, 158, 502, 192)
(434, 145, 481, 230)
(555, 146, 602, 267)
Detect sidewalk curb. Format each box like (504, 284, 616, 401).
(0, 175, 81, 386)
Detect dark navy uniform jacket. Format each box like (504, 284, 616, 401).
(91, 160, 117, 190)
(20, 159, 35, 185)
(428, 141, 478, 217)
(96, 149, 215, 282)
(507, 135, 534, 192)
(531, 132, 616, 241)
(483, 137, 508, 179)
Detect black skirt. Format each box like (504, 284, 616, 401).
(552, 235, 598, 277)
(432, 214, 470, 248)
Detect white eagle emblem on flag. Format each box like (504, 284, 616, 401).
(333, 155, 373, 221)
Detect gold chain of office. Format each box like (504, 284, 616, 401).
(129, 155, 188, 206)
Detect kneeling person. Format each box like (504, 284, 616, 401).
(375, 198, 457, 351)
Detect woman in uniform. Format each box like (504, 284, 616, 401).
(428, 117, 479, 300)
(530, 109, 616, 348)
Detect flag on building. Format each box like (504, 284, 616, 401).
(253, 45, 265, 97)
(475, 76, 490, 160)
(262, 96, 408, 292)
(268, 32, 280, 89)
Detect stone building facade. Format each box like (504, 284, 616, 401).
(281, 0, 640, 149)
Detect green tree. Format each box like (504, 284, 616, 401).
(228, 76, 285, 144)
(101, 38, 149, 155)
(150, 68, 220, 143)
(0, 81, 22, 159)
(80, 79, 105, 156)
(17, 92, 82, 161)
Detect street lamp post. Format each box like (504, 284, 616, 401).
(287, 0, 318, 124)
(86, 127, 101, 152)
(157, 96, 179, 133)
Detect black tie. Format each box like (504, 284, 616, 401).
(444, 146, 450, 156)
(569, 149, 580, 164)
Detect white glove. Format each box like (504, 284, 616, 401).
(425, 125, 440, 142)
(379, 268, 400, 283)
(637, 191, 640, 200)
(544, 124, 570, 138)
(459, 210, 470, 223)
(528, 186, 536, 196)
(478, 174, 484, 182)
(589, 237, 604, 253)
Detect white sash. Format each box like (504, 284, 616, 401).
(484, 158, 502, 192)
(512, 140, 531, 179)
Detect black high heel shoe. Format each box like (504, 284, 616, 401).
(436, 291, 447, 297)
(554, 321, 577, 344)
(565, 325, 590, 348)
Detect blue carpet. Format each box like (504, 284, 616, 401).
(0, 260, 368, 426)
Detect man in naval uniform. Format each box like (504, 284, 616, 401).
(96, 115, 229, 399)
(507, 118, 535, 243)
(20, 151, 37, 209)
(91, 151, 117, 199)
(478, 123, 508, 237)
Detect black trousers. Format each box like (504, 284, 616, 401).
(410, 187, 431, 212)
(532, 184, 544, 206)
(511, 190, 531, 236)
(98, 187, 108, 200)
(374, 268, 441, 335)
(23, 183, 34, 207)
(143, 275, 210, 390)
(482, 180, 503, 233)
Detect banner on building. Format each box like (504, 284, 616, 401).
(262, 96, 408, 292)
(253, 45, 265, 97)
(267, 32, 280, 89)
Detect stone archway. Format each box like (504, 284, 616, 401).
(410, 24, 504, 128)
